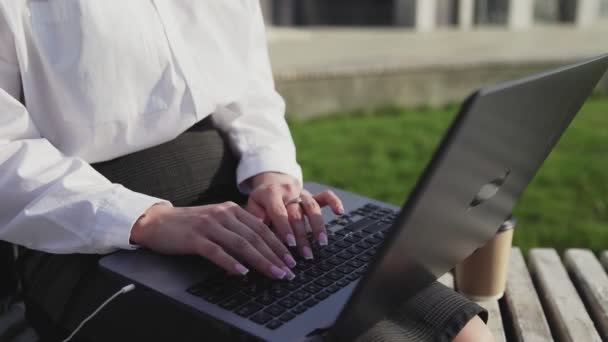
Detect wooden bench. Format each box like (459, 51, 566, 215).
(3, 247, 608, 341)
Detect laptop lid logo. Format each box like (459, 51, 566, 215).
(469, 170, 511, 209)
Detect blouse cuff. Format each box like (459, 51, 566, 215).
(236, 147, 303, 194)
(93, 185, 172, 251)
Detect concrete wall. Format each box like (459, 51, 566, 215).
(277, 61, 608, 119)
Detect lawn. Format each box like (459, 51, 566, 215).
(289, 96, 608, 255)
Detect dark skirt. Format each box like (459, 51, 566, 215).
(18, 118, 487, 341)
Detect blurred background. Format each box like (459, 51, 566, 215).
(262, 0, 608, 254)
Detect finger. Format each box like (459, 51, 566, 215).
(193, 238, 249, 276)
(224, 214, 296, 280)
(245, 199, 267, 222)
(312, 189, 345, 215)
(286, 202, 313, 259)
(262, 189, 297, 247)
(208, 222, 287, 280)
(301, 191, 328, 247)
(235, 208, 297, 269)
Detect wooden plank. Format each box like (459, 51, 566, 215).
(564, 249, 608, 340)
(529, 248, 601, 342)
(504, 247, 553, 342)
(476, 300, 507, 342)
(601, 251, 608, 271)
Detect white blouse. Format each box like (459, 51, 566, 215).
(0, 1, 302, 254)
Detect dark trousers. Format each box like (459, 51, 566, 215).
(18, 118, 247, 341)
(18, 119, 486, 342)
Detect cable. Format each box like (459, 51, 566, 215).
(62, 284, 136, 342)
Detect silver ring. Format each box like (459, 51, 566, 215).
(284, 196, 303, 206)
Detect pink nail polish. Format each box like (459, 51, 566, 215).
(282, 266, 296, 280)
(234, 263, 249, 275)
(339, 206, 345, 215)
(302, 246, 313, 260)
(318, 232, 328, 246)
(283, 253, 297, 268)
(270, 265, 287, 279)
(285, 234, 297, 247)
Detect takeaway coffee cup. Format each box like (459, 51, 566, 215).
(455, 218, 516, 301)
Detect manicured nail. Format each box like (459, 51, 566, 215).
(234, 263, 249, 275)
(338, 206, 345, 215)
(318, 232, 328, 246)
(302, 246, 314, 260)
(282, 266, 296, 280)
(270, 265, 287, 279)
(285, 234, 297, 247)
(283, 253, 297, 268)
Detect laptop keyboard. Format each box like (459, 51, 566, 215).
(186, 203, 397, 330)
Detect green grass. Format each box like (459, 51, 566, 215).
(290, 97, 608, 255)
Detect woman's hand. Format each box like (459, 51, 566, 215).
(246, 172, 344, 259)
(130, 202, 297, 280)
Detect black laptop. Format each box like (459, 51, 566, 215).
(100, 54, 608, 341)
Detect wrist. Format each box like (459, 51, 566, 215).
(130, 203, 167, 245)
(250, 172, 298, 190)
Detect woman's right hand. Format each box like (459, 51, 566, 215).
(130, 202, 297, 280)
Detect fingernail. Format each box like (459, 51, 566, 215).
(234, 263, 249, 275)
(302, 246, 314, 260)
(285, 234, 297, 247)
(282, 266, 296, 280)
(338, 206, 345, 215)
(318, 232, 328, 246)
(270, 265, 287, 279)
(283, 253, 297, 268)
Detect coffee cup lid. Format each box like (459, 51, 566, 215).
(498, 217, 516, 232)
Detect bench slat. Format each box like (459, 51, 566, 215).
(601, 251, 608, 271)
(504, 247, 553, 342)
(564, 249, 608, 340)
(529, 248, 601, 342)
(476, 300, 507, 342)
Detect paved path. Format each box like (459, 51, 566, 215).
(266, 23, 608, 117)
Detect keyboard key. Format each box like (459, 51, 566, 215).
(305, 267, 324, 278)
(291, 291, 311, 301)
(326, 284, 340, 293)
(356, 241, 372, 249)
(347, 246, 364, 255)
(356, 254, 372, 262)
(326, 245, 341, 254)
(314, 278, 333, 287)
(318, 249, 334, 259)
(337, 279, 350, 287)
(347, 273, 361, 281)
(266, 320, 283, 330)
(346, 217, 376, 231)
(362, 222, 389, 234)
(344, 235, 361, 243)
(293, 273, 313, 285)
(327, 257, 343, 266)
(318, 262, 334, 271)
(304, 298, 319, 307)
(255, 293, 276, 305)
(264, 305, 286, 317)
(325, 271, 343, 281)
(250, 312, 273, 324)
(315, 291, 330, 300)
(279, 312, 296, 322)
(336, 265, 355, 274)
(219, 294, 249, 310)
(235, 302, 263, 317)
(302, 283, 323, 294)
(243, 284, 268, 296)
(269, 287, 289, 298)
(278, 298, 298, 309)
(347, 260, 365, 268)
(335, 240, 351, 248)
(337, 251, 354, 260)
(365, 248, 377, 256)
(281, 282, 301, 291)
(365, 236, 383, 245)
(293, 305, 308, 314)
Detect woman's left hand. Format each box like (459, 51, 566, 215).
(246, 172, 344, 260)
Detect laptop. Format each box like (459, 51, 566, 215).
(100, 54, 608, 341)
